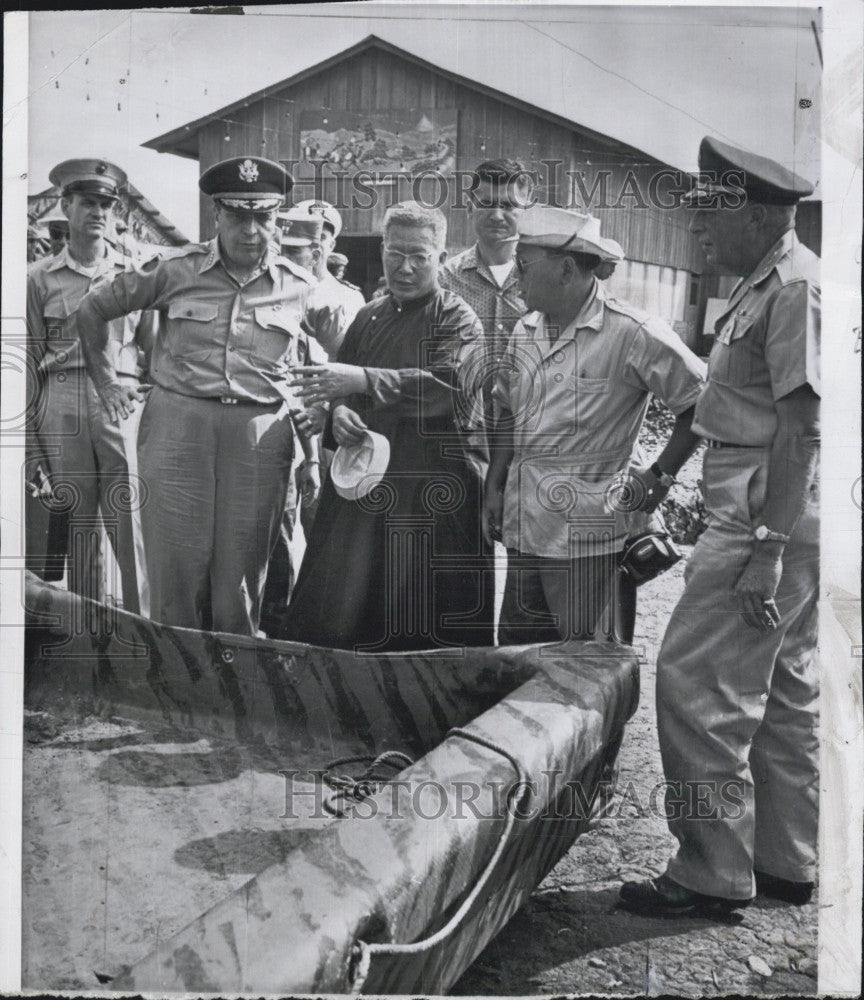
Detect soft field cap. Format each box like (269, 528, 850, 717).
(518, 206, 624, 259)
(331, 430, 391, 501)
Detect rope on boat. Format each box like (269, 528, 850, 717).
(321, 750, 415, 816)
(349, 728, 530, 989)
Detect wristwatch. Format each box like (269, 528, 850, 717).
(754, 525, 791, 544)
(650, 461, 676, 488)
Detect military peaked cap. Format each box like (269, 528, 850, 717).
(49, 159, 126, 201)
(685, 136, 815, 206)
(200, 157, 292, 210)
(277, 207, 324, 247)
(292, 199, 343, 237)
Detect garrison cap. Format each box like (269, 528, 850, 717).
(328, 252, 349, 267)
(200, 156, 292, 211)
(293, 199, 343, 237)
(685, 136, 816, 206)
(49, 158, 126, 201)
(517, 206, 625, 261)
(277, 207, 324, 247)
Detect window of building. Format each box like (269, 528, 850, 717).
(689, 273, 701, 307)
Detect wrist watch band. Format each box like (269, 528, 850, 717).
(754, 525, 790, 543)
(650, 461, 676, 488)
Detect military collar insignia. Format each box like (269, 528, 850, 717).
(239, 159, 260, 184)
(201, 239, 221, 272)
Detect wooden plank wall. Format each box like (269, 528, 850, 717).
(194, 46, 704, 272)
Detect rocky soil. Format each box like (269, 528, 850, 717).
(453, 410, 818, 996)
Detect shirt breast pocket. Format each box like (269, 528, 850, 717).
(252, 306, 300, 366)
(574, 375, 610, 394)
(43, 299, 74, 346)
(571, 374, 610, 432)
(166, 300, 217, 360)
(710, 312, 754, 386)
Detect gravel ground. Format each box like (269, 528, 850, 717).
(23, 408, 818, 995)
(453, 441, 819, 998)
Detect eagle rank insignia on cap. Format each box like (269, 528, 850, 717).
(239, 159, 260, 184)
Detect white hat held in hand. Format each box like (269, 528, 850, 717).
(331, 430, 391, 501)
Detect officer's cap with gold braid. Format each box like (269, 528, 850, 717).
(200, 157, 292, 211)
(49, 159, 126, 201)
(684, 137, 815, 207)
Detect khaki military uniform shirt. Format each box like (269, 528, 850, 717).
(693, 231, 821, 444)
(495, 280, 706, 557)
(304, 271, 366, 361)
(27, 244, 152, 378)
(83, 239, 318, 403)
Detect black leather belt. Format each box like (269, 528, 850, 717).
(706, 439, 764, 449)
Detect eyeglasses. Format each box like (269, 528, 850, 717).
(382, 247, 436, 269)
(514, 253, 554, 275)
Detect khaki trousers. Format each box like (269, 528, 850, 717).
(137, 386, 294, 635)
(30, 369, 146, 614)
(658, 447, 819, 899)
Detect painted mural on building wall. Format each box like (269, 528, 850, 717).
(299, 108, 457, 176)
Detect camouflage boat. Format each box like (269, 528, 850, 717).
(23, 572, 638, 994)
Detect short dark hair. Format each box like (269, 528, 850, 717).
(471, 159, 534, 207)
(475, 159, 529, 187)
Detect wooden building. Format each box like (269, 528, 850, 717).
(145, 34, 820, 350)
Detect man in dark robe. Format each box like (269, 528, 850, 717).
(281, 202, 493, 651)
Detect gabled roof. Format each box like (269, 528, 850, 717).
(144, 34, 651, 165)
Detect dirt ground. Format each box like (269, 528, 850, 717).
(23, 438, 818, 995)
(24, 547, 818, 996)
(452, 551, 818, 998)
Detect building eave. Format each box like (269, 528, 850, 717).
(143, 33, 655, 167)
